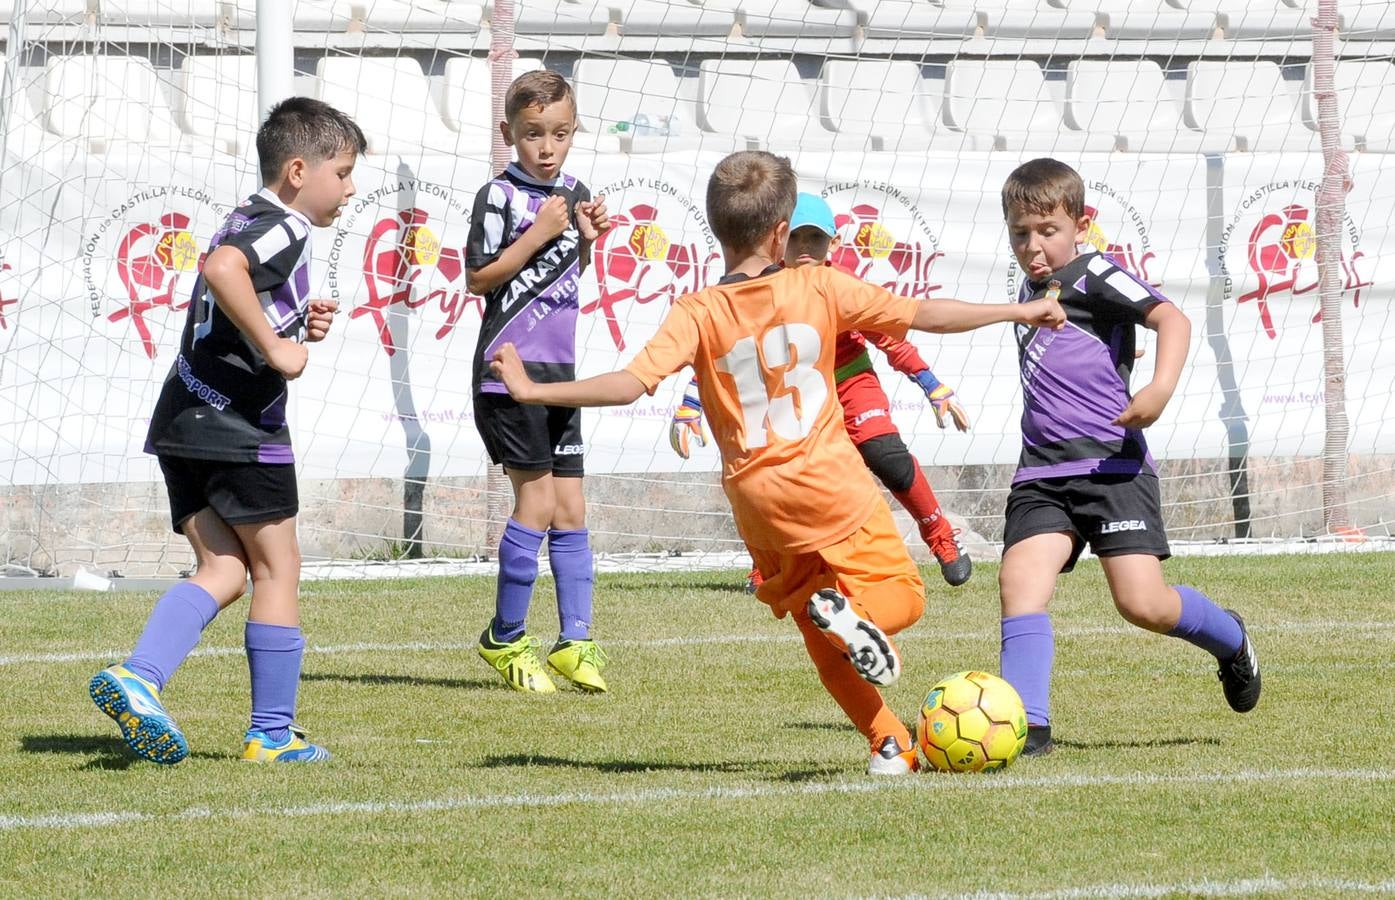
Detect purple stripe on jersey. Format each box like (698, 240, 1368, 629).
(1020, 326, 1129, 447)
(257, 444, 295, 464)
(261, 393, 287, 429)
(266, 280, 299, 325)
(1012, 456, 1153, 485)
(483, 267, 581, 366)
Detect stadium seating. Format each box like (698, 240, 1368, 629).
(1304, 60, 1395, 152)
(441, 54, 544, 134)
(973, 0, 1098, 40)
(573, 58, 743, 153)
(1213, 0, 1313, 41)
(514, 0, 614, 35)
(820, 59, 991, 151)
(1089, 0, 1216, 40)
(95, 0, 225, 27)
(611, 0, 736, 36)
(359, 0, 484, 32)
(1066, 59, 1226, 152)
(43, 55, 181, 150)
(179, 55, 258, 155)
(697, 58, 865, 151)
(853, 1, 978, 39)
(943, 59, 1111, 151)
(1344, 2, 1395, 40)
(1184, 61, 1315, 152)
(226, 0, 359, 31)
(317, 57, 457, 156)
(736, 0, 858, 38)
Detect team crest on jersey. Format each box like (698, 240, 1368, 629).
(582, 176, 721, 351)
(81, 185, 227, 358)
(1219, 180, 1371, 340)
(1005, 181, 1160, 301)
(821, 181, 945, 298)
(329, 176, 483, 357)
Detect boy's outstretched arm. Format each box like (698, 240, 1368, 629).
(910, 295, 1065, 334)
(1115, 302, 1191, 428)
(491, 342, 646, 407)
(203, 245, 308, 379)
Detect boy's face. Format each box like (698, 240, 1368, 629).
(288, 148, 358, 227)
(784, 226, 837, 268)
(1007, 203, 1090, 281)
(502, 100, 576, 182)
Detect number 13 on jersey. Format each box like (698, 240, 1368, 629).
(716, 323, 827, 450)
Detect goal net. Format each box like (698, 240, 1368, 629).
(1, 0, 1393, 577)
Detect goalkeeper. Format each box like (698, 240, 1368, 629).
(671, 192, 972, 589)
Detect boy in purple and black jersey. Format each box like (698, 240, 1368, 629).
(89, 97, 366, 765)
(997, 159, 1262, 756)
(465, 70, 612, 694)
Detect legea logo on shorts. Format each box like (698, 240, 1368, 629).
(82, 186, 227, 358)
(1006, 180, 1159, 301)
(583, 176, 721, 351)
(1100, 519, 1147, 534)
(329, 177, 483, 357)
(1219, 181, 1372, 340)
(821, 181, 944, 297)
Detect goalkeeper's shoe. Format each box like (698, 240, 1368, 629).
(806, 588, 901, 687)
(744, 567, 764, 594)
(547, 639, 609, 693)
(478, 628, 556, 693)
(241, 725, 331, 763)
(89, 664, 188, 765)
(868, 734, 919, 776)
(927, 528, 972, 587)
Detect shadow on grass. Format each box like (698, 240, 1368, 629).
(784, 720, 851, 732)
(20, 734, 229, 770)
(1054, 736, 1222, 751)
(480, 752, 765, 776)
(600, 578, 751, 594)
(301, 671, 496, 691)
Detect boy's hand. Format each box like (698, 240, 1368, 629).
(913, 370, 971, 431)
(669, 382, 707, 459)
(266, 338, 309, 380)
(577, 194, 610, 241)
(489, 342, 534, 401)
(1114, 383, 1171, 428)
(1021, 295, 1066, 330)
(533, 195, 571, 242)
(305, 299, 338, 343)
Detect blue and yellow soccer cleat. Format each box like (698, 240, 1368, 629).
(241, 725, 331, 763)
(88, 664, 189, 765)
(547, 639, 609, 693)
(478, 628, 557, 693)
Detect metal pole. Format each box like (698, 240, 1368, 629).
(256, 0, 294, 123)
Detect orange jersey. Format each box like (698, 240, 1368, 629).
(625, 264, 918, 552)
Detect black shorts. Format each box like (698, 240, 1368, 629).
(158, 455, 299, 534)
(1003, 472, 1170, 573)
(474, 393, 584, 476)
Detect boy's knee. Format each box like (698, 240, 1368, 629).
(200, 558, 249, 602)
(858, 435, 915, 492)
(1112, 588, 1176, 632)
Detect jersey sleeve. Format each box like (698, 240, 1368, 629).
(220, 211, 310, 293)
(623, 300, 701, 395)
(1085, 253, 1168, 323)
(866, 331, 930, 377)
(466, 181, 509, 269)
(821, 266, 919, 338)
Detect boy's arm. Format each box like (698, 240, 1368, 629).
(910, 296, 1064, 334)
(202, 245, 307, 379)
(466, 195, 571, 296)
(491, 343, 645, 407)
(1114, 302, 1191, 428)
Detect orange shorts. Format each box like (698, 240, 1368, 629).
(749, 498, 924, 635)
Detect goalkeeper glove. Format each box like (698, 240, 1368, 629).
(669, 380, 708, 459)
(914, 369, 971, 432)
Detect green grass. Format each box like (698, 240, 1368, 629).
(2, 554, 1393, 897)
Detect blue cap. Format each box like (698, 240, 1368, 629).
(790, 192, 836, 236)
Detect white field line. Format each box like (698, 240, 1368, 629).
(1, 767, 1391, 833)
(4, 619, 1393, 667)
(957, 875, 1395, 898)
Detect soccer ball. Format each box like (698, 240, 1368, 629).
(916, 671, 1028, 773)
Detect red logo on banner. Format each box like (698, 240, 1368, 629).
(0, 262, 16, 330)
(1083, 203, 1159, 286)
(108, 213, 204, 358)
(1239, 203, 1371, 339)
(583, 203, 719, 351)
(830, 203, 943, 297)
(350, 207, 482, 356)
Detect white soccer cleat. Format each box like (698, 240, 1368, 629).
(806, 588, 902, 687)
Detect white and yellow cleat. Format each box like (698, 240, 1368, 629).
(478, 628, 557, 693)
(241, 725, 331, 763)
(547, 639, 609, 693)
(88, 664, 189, 765)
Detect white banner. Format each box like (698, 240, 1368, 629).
(2, 148, 1394, 486)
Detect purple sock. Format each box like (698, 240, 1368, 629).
(246, 621, 305, 742)
(1167, 585, 1243, 660)
(549, 527, 594, 641)
(124, 582, 220, 690)
(491, 519, 545, 643)
(1001, 613, 1054, 727)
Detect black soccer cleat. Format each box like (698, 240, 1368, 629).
(1218, 610, 1262, 713)
(1022, 724, 1055, 757)
(929, 531, 972, 587)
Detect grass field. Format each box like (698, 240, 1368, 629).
(2, 552, 1393, 897)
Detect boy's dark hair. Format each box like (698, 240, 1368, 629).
(1001, 157, 1085, 220)
(504, 69, 576, 123)
(256, 96, 367, 185)
(706, 151, 797, 253)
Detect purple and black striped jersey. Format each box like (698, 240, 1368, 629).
(145, 189, 314, 464)
(466, 162, 590, 396)
(1013, 250, 1169, 485)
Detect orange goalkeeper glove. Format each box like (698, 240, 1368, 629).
(913, 369, 971, 432)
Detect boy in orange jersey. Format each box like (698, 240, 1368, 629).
(490, 151, 1064, 774)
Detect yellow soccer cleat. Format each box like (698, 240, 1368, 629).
(546, 639, 609, 693)
(478, 628, 557, 693)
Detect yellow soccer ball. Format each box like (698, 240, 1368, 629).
(916, 671, 1028, 773)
